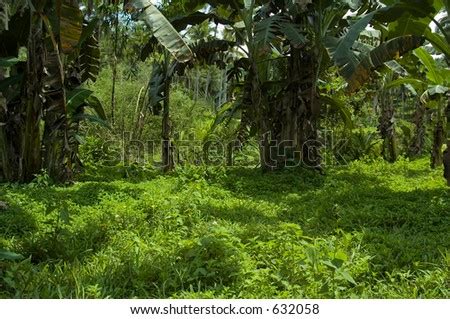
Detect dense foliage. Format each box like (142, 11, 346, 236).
(0, 159, 449, 298)
(0, 0, 449, 299)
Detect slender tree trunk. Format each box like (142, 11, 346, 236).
(0, 99, 22, 182)
(110, 6, 119, 127)
(379, 89, 397, 163)
(204, 69, 210, 100)
(87, 0, 94, 16)
(443, 95, 450, 185)
(162, 76, 174, 172)
(409, 100, 426, 157)
(0, 68, 7, 182)
(132, 86, 145, 138)
(431, 119, 444, 169)
(444, 141, 450, 186)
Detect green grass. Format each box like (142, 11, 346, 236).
(0, 158, 449, 298)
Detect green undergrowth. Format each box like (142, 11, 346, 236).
(0, 158, 449, 298)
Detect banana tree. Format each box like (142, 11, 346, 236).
(212, 0, 429, 171)
(127, 0, 239, 170)
(385, 47, 450, 168)
(0, 0, 104, 182)
(126, 0, 194, 171)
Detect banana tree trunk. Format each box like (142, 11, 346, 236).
(110, 6, 120, 127)
(162, 77, 174, 172)
(0, 94, 21, 182)
(444, 141, 450, 186)
(248, 62, 277, 171)
(378, 89, 397, 163)
(409, 100, 426, 157)
(258, 48, 321, 171)
(293, 48, 321, 169)
(444, 95, 450, 185)
(0, 67, 9, 182)
(431, 119, 444, 169)
(41, 26, 72, 182)
(21, 12, 45, 182)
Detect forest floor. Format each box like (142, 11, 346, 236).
(0, 158, 449, 298)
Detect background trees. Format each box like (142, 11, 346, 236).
(0, 0, 449, 183)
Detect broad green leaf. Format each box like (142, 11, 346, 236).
(0, 249, 24, 261)
(388, 15, 429, 39)
(279, 21, 306, 46)
(384, 78, 425, 91)
(60, 0, 83, 54)
(375, 0, 437, 22)
(420, 85, 449, 104)
(321, 94, 354, 129)
(137, 4, 193, 62)
(254, 15, 283, 46)
(72, 114, 111, 129)
(209, 100, 243, 133)
(385, 60, 408, 76)
(80, 35, 100, 83)
(414, 47, 442, 84)
(0, 57, 19, 67)
(86, 95, 107, 121)
(331, 258, 345, 269)
(424, 29, 450, 59)
(322, 260, 338, 270)
(427, 84, 449, 96)
(337, 269, 357, 285)
(334, 250, 349, 262)
(347, 35, 424, 92)
(78, 17, 99, 48)
(148, 62, 166, 110)
(326, 12, 376, 72)
(67, 88, 93, 112)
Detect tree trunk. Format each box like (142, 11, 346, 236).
(379, 89, 397, 163)
(444, 141, 450, 186)
(431, 119, 444, 169)
(0, 68, 8, 182)
(294, 48, 321, 169)
(41, 28, 72, 183)
(257, 48, 321, 171)
(409, 100, 426, 157)
(161, 78, 174, 172)
(87, 0, 94, 15)
(443, 95, 450, 185)
(110, 7, 119, 127)
(0, 97, 22, 182)
(21, 12, 45, 182)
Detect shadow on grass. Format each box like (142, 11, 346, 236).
(0, 182, 148, 264)
(0, 204, 38, 238)
(1, 181, 146, 210)
(200, 166, 450, 273)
